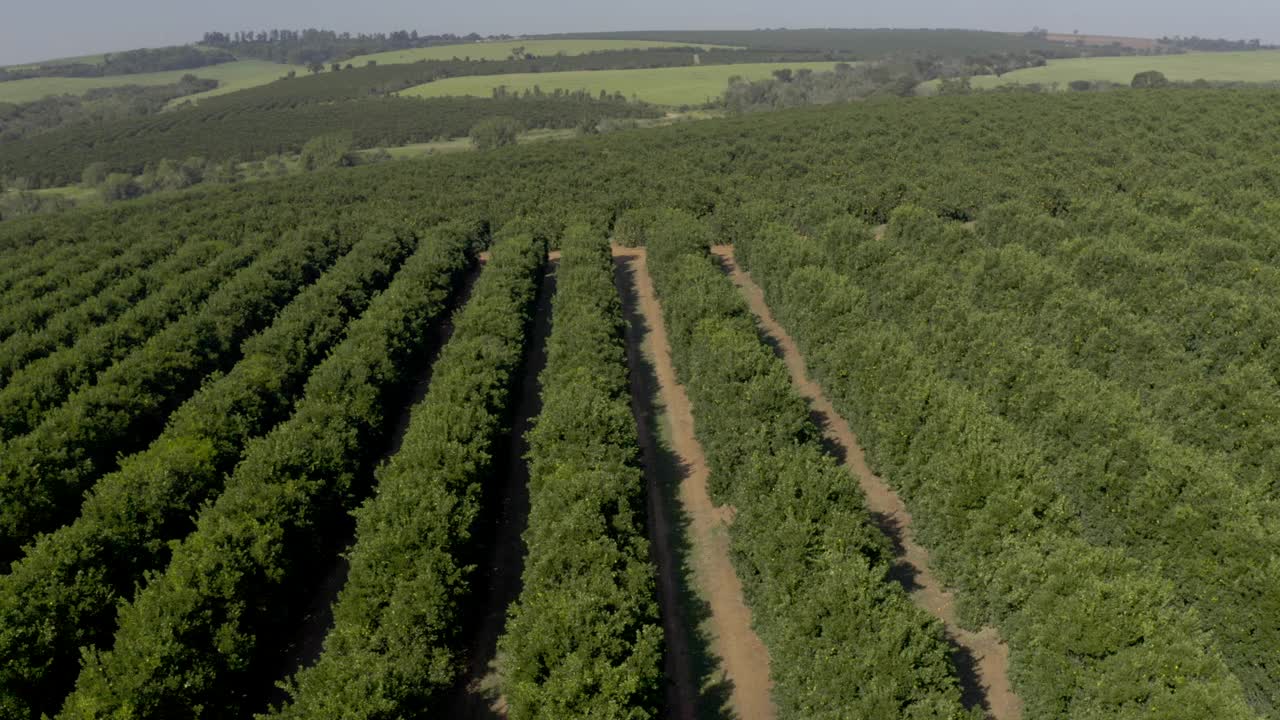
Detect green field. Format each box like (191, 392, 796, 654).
(345, 38, 737, 66)
(967, 50, 1280, 88)
(0, 60, 304, 104)
(400, 61, 841, 106)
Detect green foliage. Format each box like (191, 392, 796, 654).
(0, 227, 425, 719)
(642, 209, 973, 718)
(0, 232, 340, 558)
(0, 241, 254, 443)
(498, 225, 662, 718)
(469, 116, 522, 150)
(734, 217, 1262, 719)
(300, 131, 354, 171)
(98, 173, 139, 202)
(58, 224, 476, 718)
(265, 228, 542, 719)
(1132, 70, 1170, 88)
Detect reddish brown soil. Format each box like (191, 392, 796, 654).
(613, 245, 777, 720)
(614, 251, 698, 720)
(711, 245, 1024, 720)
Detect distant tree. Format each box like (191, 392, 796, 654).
(99, 173, 140, 202)
(1131, 70, 1169, 88)
(330, 63, 342, 72)
(301, 131, 355, 170)
(469, 116, 521, 150)
(772, 68, 794, 82)
(307, 61, 324, 74)
(81, 161, 110, 188)
(937, 76, 973, 95)
(1069, 79, 1093, 92)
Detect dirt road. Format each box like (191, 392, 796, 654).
(613, 245, 777, 720)
(711, 244, 1023, 720)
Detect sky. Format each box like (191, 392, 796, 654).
(3, 0, 1279, 66)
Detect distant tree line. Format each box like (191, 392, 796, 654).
(1159, 35, 1276, 52)
(200, 28, 503, 65)
(0, 94, 661, 186)
(0, 75, 217, 143)
(0, 46, 235, 82)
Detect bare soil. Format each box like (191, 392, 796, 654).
(711, 245, 1023, 720)
(613, 245, 777, 720)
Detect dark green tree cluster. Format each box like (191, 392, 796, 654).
(0, 76, 218, 143)
(0, 95, 661, 187)
(0, 240, 255, 442)
(0, 232, 339, 558)
(641, 208, 975, 718)
(56, 223, 476, 718)
(0, 239, 199, 382)
(497, 224, 663, 718)
(734, 214, 1259, 719)
(266, 227, 543, 719)
(0, 226, 426, 719)
(0, 46, 234, 82)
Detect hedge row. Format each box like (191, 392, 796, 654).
(0, 239, 258, 441)
(0, 232, 176, 351)
(642, 209, 974, 719)
(266, 228, 544, 719)
(497, 225, 663, 718)
(0, 226, 426, 720)
(57, 223, 475, 718)
(734, 215, 1259, 719)
(0, 234, 214, 386)
(0, 230, 341, 558)
(0, 239, 134, 340)
(803, 207, 1280, 714)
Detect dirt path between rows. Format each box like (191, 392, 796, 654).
(711, 245, 1022, 720)
(613, 245, 777, 720)
(445, 250, 558, 720)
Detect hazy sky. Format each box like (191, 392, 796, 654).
(4, 0, 1279, 66)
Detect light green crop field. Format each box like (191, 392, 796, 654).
(401, 62, 841, 106)
(345, 39, 738, 66)
(0, 60, 304, 104)
(967, 51, 1280, 89)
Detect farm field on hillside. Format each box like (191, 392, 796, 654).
(0, 59, 303, 103)
(345, 38, 738, 65)
(401, 61, 840, 105)
(4, 88, 1280, 719)
(967, 50, 1280, 87)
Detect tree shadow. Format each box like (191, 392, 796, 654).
(615, 254, 737, 720)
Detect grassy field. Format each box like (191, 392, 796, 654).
(967, 50, 1280, 88)
(401, 62, 841, 106)
(345, 39, 737, 66)
(0, 60, 304, 104)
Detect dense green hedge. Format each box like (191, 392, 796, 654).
(0, 231, 339, 558)
(642, 209, 974, 718)
(0, 225, 432, 720)
(784, 206, 1280, 714)
(735, 217, 1259, 719)
(57, 223, 474, 718)
(0, 233, 201, 384)
(0, 239, 253, 440)
(497, 225, 662, 718)
(0, 95, 662, 187)
(265, 228, 543, 719)
(0, 236, 172, 343)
